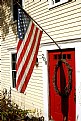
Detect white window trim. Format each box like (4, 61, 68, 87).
(48, 0, 69, 9)
(41, 41, 81, 121)
(22, 0, 25, 9)
(10, 49, 17, 91)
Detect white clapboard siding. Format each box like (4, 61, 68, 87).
(0, 32, 1, 82)
(24, 0, 81, 114)
(1, 1, 44, 114)
(20, 45, 44, 111)
(0, 39, 1, 73)
(25, 0, 81, 43)
(1, 0, 81, 117)
(1, 2, 17, 90)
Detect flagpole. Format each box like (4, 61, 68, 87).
(16, 1, 61, 50)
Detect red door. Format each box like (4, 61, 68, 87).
(48, 48, 76, 121)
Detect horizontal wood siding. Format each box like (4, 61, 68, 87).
(0, 31, 1, 82)
(25, 0, 81, 43)
(24, 0, 81, 115)
(1, 0, 44, 115)
(1, 0, 81, 117)
(24, 48, 44, 112)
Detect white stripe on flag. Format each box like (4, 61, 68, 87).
(18, 29, 41, 92)
(16, 23, 36, 81)
(17, 21, 33, 63)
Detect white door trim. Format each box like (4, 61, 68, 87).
(41, 41, 81, 121)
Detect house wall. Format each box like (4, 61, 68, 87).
(24, 0, 81, 120)
(1, 0, 44, 115)
(1, 1, 17, 90)
(1, 0, 81, 120)
(0, 30, 1, 90)
(0, 2, 1, 90)
(25, 0, 81, 43)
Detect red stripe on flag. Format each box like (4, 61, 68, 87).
(16, 40, 22, 71)
(16, 7, 43, 93)
(16, 22, 34, 70)
(17, 39, 22, 53)
(20, 30, 42, 93)
(16, 26, 39, 90)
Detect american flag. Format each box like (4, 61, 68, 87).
(16, 8, 43, 93)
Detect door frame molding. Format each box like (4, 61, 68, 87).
(41, 41, 81, 121)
